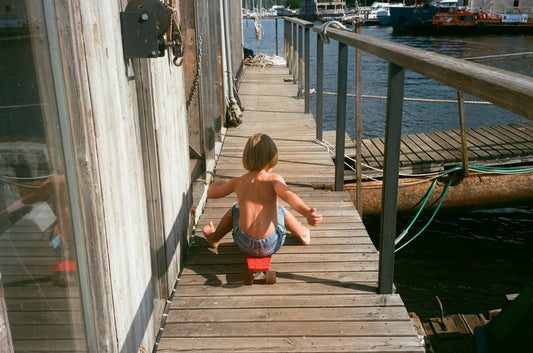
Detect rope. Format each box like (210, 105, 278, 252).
(311, 89, 492, 105)
(395, 170, 459, 253)
(244, 54, 281, 69)
(314, 137, 533, 252)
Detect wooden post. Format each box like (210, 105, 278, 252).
(355, 23, 363, 215)
(457, 90, 469, 175)
(378, 63, 405, 295)
(316, 35, 324, 141)
(304, 26, 310, 113)
(335, 42, 348, 192)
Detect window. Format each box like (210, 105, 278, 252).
(0, 1, 88, 350)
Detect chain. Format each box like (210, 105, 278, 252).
(186, 35, 202, 111)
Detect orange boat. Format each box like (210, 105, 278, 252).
(431, 6, 533, 33)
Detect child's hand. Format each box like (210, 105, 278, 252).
(306, 208, 322, 226)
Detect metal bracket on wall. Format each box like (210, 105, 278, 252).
(120, 0, 180, 59)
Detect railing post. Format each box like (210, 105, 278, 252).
(378, 63, 405, 295)
(316, 34, 324, 141)
(304, 26, 310, 113)
(355, 23, 363, 215)
(298, 25, 304, 97)
(284, 20, 290, 68)
(275, 18, 278, 56)
(292, 22, 297, 82)
(457, 90, 469, 176)
(335, 42, 348, 192)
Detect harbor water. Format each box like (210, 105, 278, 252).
(244, 18, 533, 320)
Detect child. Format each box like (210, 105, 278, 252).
(202, 133, 322, 258)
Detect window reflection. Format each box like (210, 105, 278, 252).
(0, 1, 87, 351)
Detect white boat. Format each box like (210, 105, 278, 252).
(376, 3, 404, 25)
(366, 2, 404, 25)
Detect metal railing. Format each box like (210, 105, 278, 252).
(283, 17, 313, 113)
(282, 18, 533, 294)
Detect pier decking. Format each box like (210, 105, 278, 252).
(156, 65, 425, 352)
(325, 121, 533, 179)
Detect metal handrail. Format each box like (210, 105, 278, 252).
(310, 25, 533, 295)
(314, 27, 533, 119)
(283, 17, 313, 113)
(279, 19, 533, 294)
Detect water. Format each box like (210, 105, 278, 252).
(244, 19, 533, 320)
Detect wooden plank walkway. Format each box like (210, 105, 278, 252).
(156, 65, 424, 352)
(324, 121, 533, 179)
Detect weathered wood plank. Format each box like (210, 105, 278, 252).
(162, 321, 417, 337)
(157, 336, 427, 353)
(170, 293, 405, 309)
(168, 306, 411, 323)
(158, 64, 424, 352)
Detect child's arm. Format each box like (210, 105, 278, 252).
(207, 178, 237, 199)
(272, 175, 322, 226)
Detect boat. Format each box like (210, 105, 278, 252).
(365, 2, 392, 25)
(431, 6, 533, 33)
(316, 0, 347, 21)
(390, 0, 457, 33)
(375, 3, 404, 25)
(391, 0, 533, 34)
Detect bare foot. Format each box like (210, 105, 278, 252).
(202, 222, 220, 248)
(297, 225, 311, 245)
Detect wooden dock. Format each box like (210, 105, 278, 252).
(324, 122, 533, 180)
(156, 65, 425, 352)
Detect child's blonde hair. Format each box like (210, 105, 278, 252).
(242, 133, 278, 171)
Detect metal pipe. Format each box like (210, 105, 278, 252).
(355, 23, 363, 215)
(275, 18, 278, 56)
(304, 26, 310, 113)
(292, 22, 297, 83)
(335, 42, 348, 192)
(457, 90, 469, 176)
(222, 0, 236, 105)
(219, 0, 229, 108)
(316, 35, 324, 141)
(298, 25, 303, 97)
(378, 63, 405, 295)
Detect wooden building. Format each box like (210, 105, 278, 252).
(0, 0, 242, 352)
(467, 0, 533, 14)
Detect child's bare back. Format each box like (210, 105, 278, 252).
(201, 133, 322, 255)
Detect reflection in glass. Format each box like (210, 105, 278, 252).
(0, 1, 87, 351)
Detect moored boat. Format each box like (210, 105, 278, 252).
(390, 0, 456, 32)
(391, 0, 533, 34)
(375, 3, 404, 25)
(431, 7, 533, 33)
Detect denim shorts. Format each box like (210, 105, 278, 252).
(232, 203, 286, 257)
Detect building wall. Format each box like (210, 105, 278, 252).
(55, 0, 192, 351)
(469, 0, 533, 14)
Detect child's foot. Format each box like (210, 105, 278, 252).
(297, 225, 311, 245)
(202, 222, 220, 248)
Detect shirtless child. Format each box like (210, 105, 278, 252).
(202, 133, 322, 257)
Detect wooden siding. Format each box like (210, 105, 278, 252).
(156, 65, 424, 352)
(56, 0, 193, 351)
